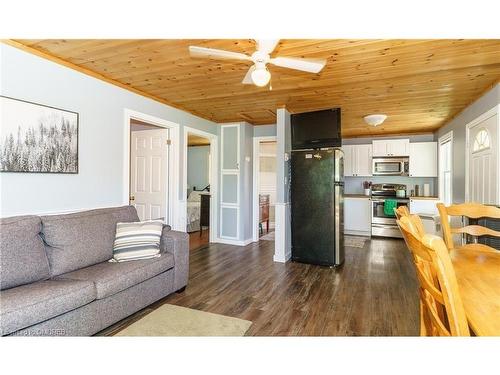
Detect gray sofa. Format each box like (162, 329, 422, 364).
(0, 205, 189, 336)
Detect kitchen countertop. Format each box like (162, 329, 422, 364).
(409, 196, 439, 200)
(344, 194, 440, 200)
(344, 194, 371, 198)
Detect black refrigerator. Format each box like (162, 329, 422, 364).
(290, 148, 345, 266)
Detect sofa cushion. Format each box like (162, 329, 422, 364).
(0, 216, 51, 290)
(56, 253, 174, 299)
(41, 212, 117, 276)
(0, 279, 96, 335)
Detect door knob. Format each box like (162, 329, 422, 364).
(129, 195, 135, 201)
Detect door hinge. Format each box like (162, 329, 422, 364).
(166, 139, 171, 146)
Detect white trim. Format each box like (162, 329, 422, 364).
(183, 126, 218, 242)
(252, 135, 277, 242)
(219, 123, 241, 240)
(464, 105, 500, 203)
(273, 202, 291, 263)
(123, 109, 180, 230)
(438, 130, 453, 204)
(213, 237, 253, 246)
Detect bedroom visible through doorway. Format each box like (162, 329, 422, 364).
(186, 132, 211, 250)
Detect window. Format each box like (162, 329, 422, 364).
(472, 128, 490, 153)
(439, 132, 453, 205)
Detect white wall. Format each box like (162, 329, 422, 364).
(187, 145, 210, 194)
(0, 43, 218, 217)
(436, 84, 500, 203)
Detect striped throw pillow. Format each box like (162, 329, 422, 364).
(110, 220, 163, 262)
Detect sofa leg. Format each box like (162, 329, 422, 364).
(175, 286, 186, 294)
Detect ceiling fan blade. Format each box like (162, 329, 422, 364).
(256, 39, 280, 54)
(189, 46, 251, 61)
(242, 65, 256, 84)
(270, 57, 326, 73)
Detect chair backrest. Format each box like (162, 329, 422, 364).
(394, 205, 410, 220)
(397, 216, 470, 336)
(437, 203, 500, 251)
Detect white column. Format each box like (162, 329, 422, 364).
(274, 108, 292, 262)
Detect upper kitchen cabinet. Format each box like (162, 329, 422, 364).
(342, 144, 372, 176)
(409, 142, 437, 177)
(372, 139, 409, 157)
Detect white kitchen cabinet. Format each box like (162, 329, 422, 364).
(342, 145, 355, 176)
(409, 142, 437, 177)
(409, 197, 441, 215)
(342, 144, 372, 177)
(372, 139, 409, 157)
(344, 197, 372, 236)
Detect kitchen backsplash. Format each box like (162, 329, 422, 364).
(344, 176, 437, 196)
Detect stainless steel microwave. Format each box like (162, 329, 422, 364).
(372, 157, 409, 176)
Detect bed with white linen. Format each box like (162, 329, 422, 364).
(186, 191, 203, 232)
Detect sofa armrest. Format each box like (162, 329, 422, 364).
(159, 225, 189, 291)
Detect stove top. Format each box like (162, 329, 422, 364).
(371, 183, 407, 199)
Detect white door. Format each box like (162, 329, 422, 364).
(355, 144, 373, 176)
(387, 139, 409, 156)
(409, 142, 437, 177)
(342, 145, 354, 176)
(130, 128, 170, 221)
(468, 113, 498, 204)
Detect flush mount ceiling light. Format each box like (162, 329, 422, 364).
(364, 114, 387, 127)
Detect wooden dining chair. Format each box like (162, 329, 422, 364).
(394, 205, 410, 220)
(437, 202, 500, 253)
(397, 216, 470, 336)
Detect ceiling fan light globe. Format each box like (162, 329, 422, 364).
(251, 67, 271, 87)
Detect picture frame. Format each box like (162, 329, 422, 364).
(0, 95, 79, 174)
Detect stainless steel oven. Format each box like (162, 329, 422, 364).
(371, 183, 408, 238)
(372, 157, 409, 176)
(371, 198, 409, 238)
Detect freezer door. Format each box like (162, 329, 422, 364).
(291, 149, 339, 266)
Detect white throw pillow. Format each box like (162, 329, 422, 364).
(110, 220, 163, 262)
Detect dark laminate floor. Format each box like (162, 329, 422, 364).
(99, 236, 419, 336)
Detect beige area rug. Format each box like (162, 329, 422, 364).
(115, 304, 252, 336)
(344, 235, 368, 248)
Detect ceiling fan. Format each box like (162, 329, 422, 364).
(188, 40, 326, 87)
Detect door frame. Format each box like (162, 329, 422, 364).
(438, 130, 453, 204)
(464, 104, 500, 203)
(252, 135, 277, 242)
(123, 109, 180, 229)
(183, 126, 218, 242)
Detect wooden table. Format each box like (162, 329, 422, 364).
(451, 248, 500, 336)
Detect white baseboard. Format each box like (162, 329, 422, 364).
(214, 237, 253, 246)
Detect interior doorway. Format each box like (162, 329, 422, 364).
(253, 136, 277, 242)
(183, 126, 218, 250)
(129, 119, 169, 221)
(123, 109, 180, 229)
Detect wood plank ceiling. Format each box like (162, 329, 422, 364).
(12, 39, 500, 137)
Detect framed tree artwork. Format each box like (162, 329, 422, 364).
(0, 96, 79, 173)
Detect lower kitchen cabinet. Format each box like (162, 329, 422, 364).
(344, 197, 372, 236)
